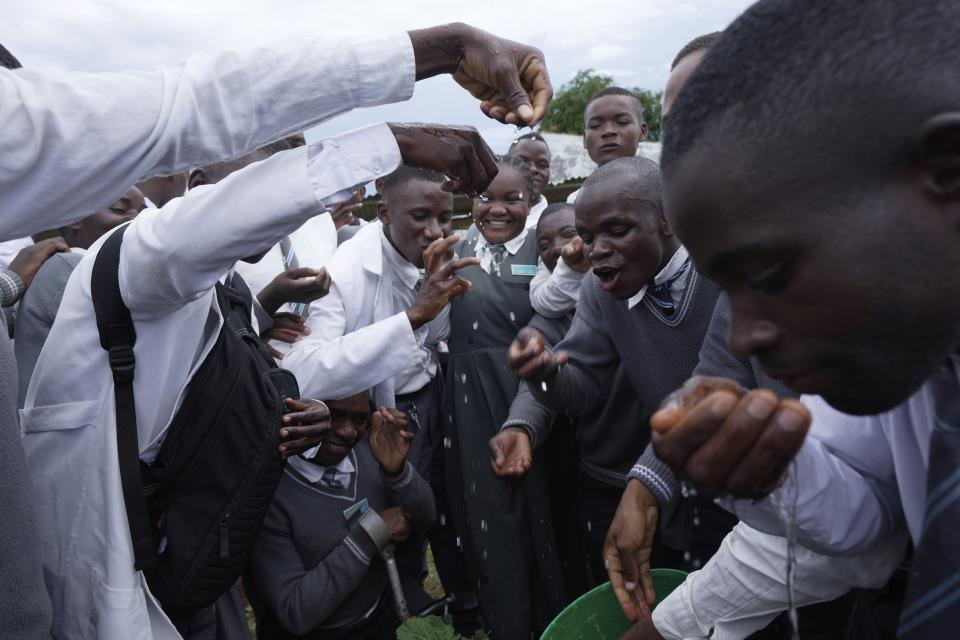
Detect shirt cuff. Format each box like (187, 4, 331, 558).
(0, 269, 24, 307)
(355, 32, 416, 109)
(628, 444, 680, 506)
(306, 123, 402, 208)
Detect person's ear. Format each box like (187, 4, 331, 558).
(638, 120, 649, 143)
(377, 201, 390, 225)
(659, 213, 675, 237)
(187, 168, 209, 191)
(913, 113, 960, 200)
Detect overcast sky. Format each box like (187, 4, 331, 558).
(3, 0, 753, 152)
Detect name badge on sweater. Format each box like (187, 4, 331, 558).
(511, 264, 537, 277)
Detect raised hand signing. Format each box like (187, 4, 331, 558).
(406, 234, 479, 330)
(368, 407, 414, 476)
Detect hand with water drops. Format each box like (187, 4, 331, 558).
(650, 376, 811, 498)
(369, 407, 413, 476)
(508, 327, 569, 383)
(407, 23, 552, 127)
(604, 480, 659, 622)
(618, 618, 665, 640)
(489, 428, 533, 477)
(406, 235, 479, 330)
(388, 123, 499, 197)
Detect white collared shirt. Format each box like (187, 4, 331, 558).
(524, 195, 549, 230)
(379, 228, 437, 394)
(474, 227, 529, 276)
(627, 245, 690, 310)
(289, 452, 356, 487)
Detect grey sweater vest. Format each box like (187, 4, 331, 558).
(527, 269, 721, 473)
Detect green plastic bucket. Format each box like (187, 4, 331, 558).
(540, 568, 688, 639)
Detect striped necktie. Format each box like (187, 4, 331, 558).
(277, 235, 308, 317)
(320, 467, 345, 490)
(898, 361, 960, 637)
(646, 258, 690, 316)
(485, 242, 507, 277)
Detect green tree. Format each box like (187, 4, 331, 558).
(539, 69, 662, 141)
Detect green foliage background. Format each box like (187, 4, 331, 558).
(538, 69, 662, 141)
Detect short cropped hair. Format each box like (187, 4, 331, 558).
(507, 131, 550, 156)
(0, 43, 23, 69)
(660, 0, 960, 183)
(671, 32, 722, 70)
(585, 87, 645, 122)
(581, 156, 663, 214)
(381, 166, 446, 200)
(536, 202, 575, 232)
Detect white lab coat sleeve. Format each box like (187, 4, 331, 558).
(722, 396, 903, 555)
(0, 31, 414, 240)
(652, 523, 908, 640)
(119, 123, 402, 319)
(282, 279, 423, 401)
(529, 257, 585, 318)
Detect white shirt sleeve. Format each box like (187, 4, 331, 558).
(722, 397, 903, 555)
(119, 123, 402, 319)
(282, 282, 423, 402)
(652, 523, 908, 640)
(529, 257, 585, 317)
(0, 32, 414, 240)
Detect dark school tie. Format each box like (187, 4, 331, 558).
(278, 235, 309, 317)
(320, 467, 345, 490)
(646, 258, 691, 316)
(485, 242, 507, 277)
(898, 361, 960, 637)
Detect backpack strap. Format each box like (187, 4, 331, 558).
(90, 224, 157, 571)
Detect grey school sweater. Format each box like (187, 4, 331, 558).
(515, 269, 721, 477)
(245, 440, 435, 639)
(0, 313, 54, 639)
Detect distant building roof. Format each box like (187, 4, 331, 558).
(539, 133, 662, 184)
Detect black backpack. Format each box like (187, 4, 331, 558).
(91, 225, 299, 625)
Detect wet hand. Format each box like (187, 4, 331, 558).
(260, 312, 310, 359)
(604, 480, 659, 622)
(8, 237, 70, 290)
(379, 506, 412, 543)
(257, 267, 331, 316)
(619, 618, 665, 640)
(369, 407, 413, 476)
(561, 236, 590, 273)
(508, 327, 568, 382)
(406, 235, 479, 329)
(489, 428, 533, 477)
(388, 123, 499, 197)
(408, 23, 552, 127)
(279, 398, 331, 459)
(650, 376, 811, 498)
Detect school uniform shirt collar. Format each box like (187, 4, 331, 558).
(380, 226, 423, 289)
(524, 195, 549, 230)
(627, 245, 690, 310)
(474, 227, 529, 276)
(289, 451, 356, 486)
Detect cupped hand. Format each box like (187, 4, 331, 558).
(369, 407, 413, 476)
(650, 376, 811, 498)
(388, 123, 499, 197)
(379, 506, 412, 543)
(257, 267, 331, 316)
(489, 428, 533, 477)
